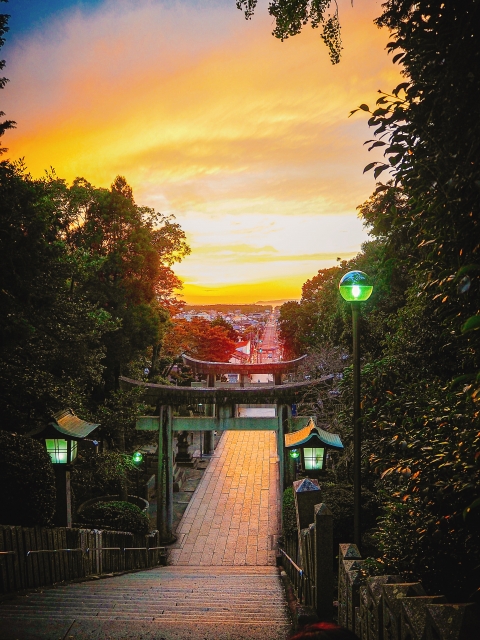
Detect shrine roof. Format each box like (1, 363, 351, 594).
(29, 409, 99, 440)
(285, 417, 343, 450)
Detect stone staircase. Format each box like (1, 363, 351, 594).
(0, 565, 292, 639)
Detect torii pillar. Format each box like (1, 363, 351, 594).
(203, 373, 215, 455)
(157, 405, 175, 544)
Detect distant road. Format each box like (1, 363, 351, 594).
(256, 312, 280, 363)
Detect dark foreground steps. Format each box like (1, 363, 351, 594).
(0, 566, 292, 640)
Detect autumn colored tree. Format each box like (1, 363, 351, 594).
(67, 175, 190, 392)
(162, 317, 237, 363)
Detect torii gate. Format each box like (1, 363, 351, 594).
(120, 355, 325, 543)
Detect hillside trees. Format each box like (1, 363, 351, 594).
(0, 165, 190, 437)
(0, 1, 15, 151)
(275, 0, 480, 601)
(66, 175, 190, 394)
(0, 163, 113, 433)
(161, 317, 237, 365)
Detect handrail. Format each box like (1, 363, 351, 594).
(26, 548, 85, 556)
(278, 547, 303, 575)
(278, 546, 315, 604)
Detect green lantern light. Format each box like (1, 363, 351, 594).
(46, 439, 78, 464)
(132, 451, 143, 466)
(339, 271, 373, 302)
(289, 449, 300, 459)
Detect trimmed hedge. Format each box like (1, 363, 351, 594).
(80, 500, 150, 534)
(0, 431, 56, 526)
(282, 486, 297, 537)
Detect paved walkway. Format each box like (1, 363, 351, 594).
(170, 430, 281, 566)
(0, 430, 291, 639)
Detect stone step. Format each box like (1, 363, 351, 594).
(0, 565, 292, 638)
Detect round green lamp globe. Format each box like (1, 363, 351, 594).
(132, 451, 143, 465)
(339, 271, 373, 302)
(289, 449, 300, 460)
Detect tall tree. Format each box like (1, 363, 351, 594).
(0, 1, 15, 153)
(67, 176, 190, 393)
(0, 163, 113, 433)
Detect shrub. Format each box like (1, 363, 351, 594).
(282, 486, 297, 537)
(80, 500, 150, 534)
(0, 431, 56, 526)
(320, 483, 378, 553)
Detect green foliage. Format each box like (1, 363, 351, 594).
(0, 431, 56, 526)
(320, 483, 378, 554)
(93, 388, 147, 451)
(0, 6, 16, 150)
(0, 163, 188, 435)
(274, 0, 480, 601)
(282, 486, 297, 537)
(80, 500, 150, 534)
(236, 0, 342, 64)
(72, 449, 139, 507)
(0, 162, 112, 433)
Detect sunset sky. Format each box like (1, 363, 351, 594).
(2, 0, 400, 304)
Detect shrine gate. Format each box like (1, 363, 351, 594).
(120, 354, 322, 543)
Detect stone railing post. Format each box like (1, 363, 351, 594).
(314, 503, 333, 620)
(338, 543, 362, 630)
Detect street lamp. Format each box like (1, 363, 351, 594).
(339, 270, 373, 549)
(29, 409, 99, 527)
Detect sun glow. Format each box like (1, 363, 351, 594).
(3, 0, 400, 304)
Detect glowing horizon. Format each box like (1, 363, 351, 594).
(2, 0, 400, 305)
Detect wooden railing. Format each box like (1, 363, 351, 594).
(0, 526, 166, 594)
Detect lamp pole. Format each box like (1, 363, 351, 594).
(339, 270, 373, 551)
(352, 301, 361, 548)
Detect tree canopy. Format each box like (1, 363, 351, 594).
(277, 0, 480, 603)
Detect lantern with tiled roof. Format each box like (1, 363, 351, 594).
(284, 417, 343, 475)
(29, 409, 99, 526)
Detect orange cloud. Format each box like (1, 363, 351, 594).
(3, 0, 400, 303)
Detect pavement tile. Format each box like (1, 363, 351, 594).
(170, 430, 280, 567)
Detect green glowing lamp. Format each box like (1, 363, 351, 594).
(46, 439, 77, 464)
(339, 271, 373, 302)
(132, 451, 144, 466)
(289, 449, 300, 460)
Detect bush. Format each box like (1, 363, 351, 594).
(320, 483, 379, 553)
(80, 500, 150, 534)
(0, 431, 56, 526)
(282, 486, 297, 537)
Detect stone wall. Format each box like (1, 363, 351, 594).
(338, 543, 480, 640)
(280, 480, 480, 639)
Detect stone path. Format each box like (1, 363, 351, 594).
(0, 430, 291, 639)
(169, 430, 281, 566)
(0, 566, 291, 639)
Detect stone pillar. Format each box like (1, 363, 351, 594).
(276, 403, 286, 498)
(204, 373, 215, 454)
(314, 503, 333, 620)
(157, 405, 175, 543)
